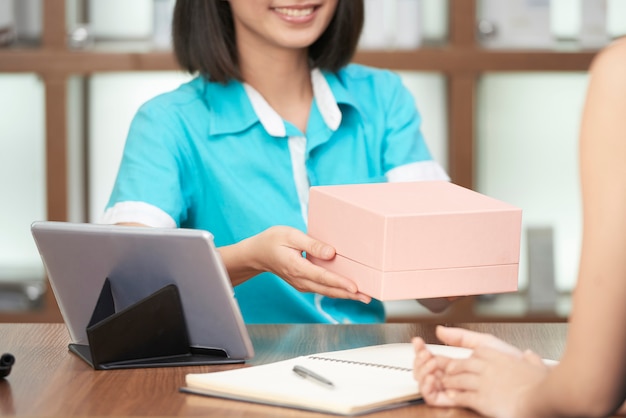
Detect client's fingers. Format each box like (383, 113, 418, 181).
(523, 349, 544, 366)
(413, 338, 435, 380)
(441, 371, 481, 392)
(444, 357, 486, 376)
(441, 389, 481, 411)
(422, 375, 459, 407)
(436, 326, 522, 356)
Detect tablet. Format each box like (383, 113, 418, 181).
(31, 221, 254, 366)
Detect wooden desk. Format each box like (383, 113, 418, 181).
(1, 323, 567, 417)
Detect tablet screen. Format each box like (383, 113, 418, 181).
(31, 221, 254, 362)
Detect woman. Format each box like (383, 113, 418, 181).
(102, 0, 449, 323)
(413, 38, 626, 417)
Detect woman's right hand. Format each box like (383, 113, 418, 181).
(219, 226, 371, 303)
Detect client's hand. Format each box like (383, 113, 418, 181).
(413, 326, 544, 417)
(413, 326, 525, 405)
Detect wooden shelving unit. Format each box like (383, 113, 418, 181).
(0, 0, 596, 323)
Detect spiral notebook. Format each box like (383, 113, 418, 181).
(181, 343, 472, 416)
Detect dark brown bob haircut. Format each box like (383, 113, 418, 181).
(172, 0, 364, 83)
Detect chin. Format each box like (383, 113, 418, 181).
(276, 32, 322, 50)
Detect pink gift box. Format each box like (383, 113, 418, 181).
(307, 181, 522, 301)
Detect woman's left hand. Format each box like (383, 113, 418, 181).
(413, 326, 549, 418)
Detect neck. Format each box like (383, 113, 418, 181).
(240, 45, 312, 106)
(239, 43, 313, 133)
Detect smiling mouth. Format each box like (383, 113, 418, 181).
(273, 6, 317, 17)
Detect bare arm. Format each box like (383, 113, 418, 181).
(519, 38, 626, 418)
(413, 39, 626, 417)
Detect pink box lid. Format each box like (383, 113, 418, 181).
(308, 181, 522, 271)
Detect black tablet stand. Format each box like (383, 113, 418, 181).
(69, 278, 244, 370)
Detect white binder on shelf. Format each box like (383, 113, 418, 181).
(478, 0, 553, 50)
(14, 0, 40, 42)
(0, 0, 15, 46)
(359, 0, 422, 51)
(580, 0, 609, 49)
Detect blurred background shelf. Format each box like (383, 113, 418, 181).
(0, 48, 598, 73)
(1, 0, 624, 323)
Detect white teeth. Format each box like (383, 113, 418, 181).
(274, 7, 314, 17)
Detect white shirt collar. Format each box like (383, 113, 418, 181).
(243, 68, 342, 137)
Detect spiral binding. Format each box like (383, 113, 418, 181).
(307, 355, 412, 372)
